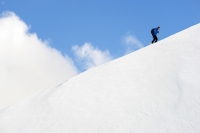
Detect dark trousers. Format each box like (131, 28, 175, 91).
(151, 34, 158, 43)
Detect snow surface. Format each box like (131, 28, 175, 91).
(0, 24, 200, 133)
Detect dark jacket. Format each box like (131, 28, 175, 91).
(152, 28, 159, 37)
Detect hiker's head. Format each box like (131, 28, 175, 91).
(157, 26, 160, 30)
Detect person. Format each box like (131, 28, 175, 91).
(151, 26, 160, 44)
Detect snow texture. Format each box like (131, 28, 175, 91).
(0, 24, 200, 133)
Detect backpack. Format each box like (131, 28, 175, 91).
(151, 28, 154, 34)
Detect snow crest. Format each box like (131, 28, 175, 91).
(0, 24, 200, 133)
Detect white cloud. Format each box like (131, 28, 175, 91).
(123, 34, 144, 54)
(72, 43, 113, 70)
(0, 11, 78, 109)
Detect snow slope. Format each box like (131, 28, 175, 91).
(0, 24, 200, 133)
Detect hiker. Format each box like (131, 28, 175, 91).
(151, 26, 160, 44)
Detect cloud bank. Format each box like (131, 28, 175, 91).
(72, 43, 113, 70)
(0, 11, 78, 109)
(123, 34, 144, 54)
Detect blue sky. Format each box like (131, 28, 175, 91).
(0, 0, 199, 71)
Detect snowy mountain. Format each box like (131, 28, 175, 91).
(0, 24, 200, 133)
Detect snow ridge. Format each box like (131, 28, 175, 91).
(0, 24, 200, 133)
